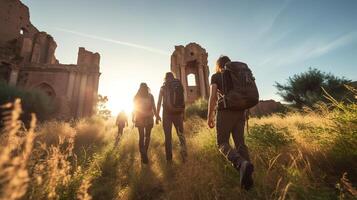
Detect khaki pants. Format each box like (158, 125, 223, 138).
(216, 109, 250, 168)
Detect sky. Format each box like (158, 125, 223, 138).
(22, 0, 357, 115)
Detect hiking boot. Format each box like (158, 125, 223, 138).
(142, 155, 149, 164)
(181, 152, 188, 163)
(239, 161, 254, 190)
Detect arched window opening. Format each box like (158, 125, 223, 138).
(35, 83, 56, 100)
(19, 27, 27, 35)
(187, 73, 196, 86)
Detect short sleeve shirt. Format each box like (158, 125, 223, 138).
(211, 72, 232, 110)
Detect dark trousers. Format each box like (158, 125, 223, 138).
(138, 126, 152, 160)
(216, 110, 250, 168)
(163, 112, 187, 161)
(114, 126, 124, 146)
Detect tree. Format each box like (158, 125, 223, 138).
(275, 68, 352, 108)
(96, 95, 112, 120)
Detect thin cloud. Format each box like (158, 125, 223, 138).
(54, 27, 170, 55)
(259, 31, 357, 67)
(308, 31, 357, 58)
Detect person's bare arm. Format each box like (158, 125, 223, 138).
(156, 89, 163, 116)
(151, 95, 158, 118)
(207, 84, 218, 128)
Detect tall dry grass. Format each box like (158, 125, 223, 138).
(0, 90, 356, 200)
(0, 99, 111, 200)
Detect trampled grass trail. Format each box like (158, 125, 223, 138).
(86, 115, 351, 200)
(88, 120, 249, 200)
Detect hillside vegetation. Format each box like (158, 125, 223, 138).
(0, 91, 356, 200)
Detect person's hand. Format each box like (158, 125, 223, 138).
(207, 116, 215, 129)
(155, 116, 161, 124)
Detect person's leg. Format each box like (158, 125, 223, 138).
(163, 113, 173, 161)
(172, 114, 187, 160)
(115, 126, 123, 147)
(216, 110, 245, 168)
(230, 111, 254, 190)
(138, 127, 145, 162)
(232, 118, 250, 162)
(143, 126, 152, 161)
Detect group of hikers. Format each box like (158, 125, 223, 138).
(115, 55, 259, 190)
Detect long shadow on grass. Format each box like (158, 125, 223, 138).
(127, 163, 165, 200)
(89, 138, 137, 200)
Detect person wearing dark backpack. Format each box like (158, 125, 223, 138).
(133, 83, 160, 164)
(207, 55, 259, 190)
(156, 72, 187, 163)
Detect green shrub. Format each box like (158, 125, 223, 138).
(185, 98, 208, 119)
(323, 86, 357, 180)
(247, 124, 294, 150)
(0, 81, 55, 122)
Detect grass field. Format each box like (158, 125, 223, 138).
(0, 97, 356, 200)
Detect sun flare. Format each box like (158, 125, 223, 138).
(105, 84, 137, 116)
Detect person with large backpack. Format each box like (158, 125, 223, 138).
(156, 72, 187, 163)
(207, 56, 259, 190)
(133, 83, 160, 164)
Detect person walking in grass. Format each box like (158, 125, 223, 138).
(207, 55, 259, 190)
(114, 110, 128, 147)
(132, 83, 160, 164)
(156, 72, 188, 163)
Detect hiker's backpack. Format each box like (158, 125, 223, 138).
(164, 79, 185, 114)
(135, 96, 153, 118)
(221, 61, 259, 110)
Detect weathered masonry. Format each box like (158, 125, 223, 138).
(0, 0, 100, 119)
(171, 43, 210, 104)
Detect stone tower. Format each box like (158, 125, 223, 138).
(171, 43, 210, 104)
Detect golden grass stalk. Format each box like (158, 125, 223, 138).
(0, 99, 36, 200)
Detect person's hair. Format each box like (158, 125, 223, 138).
(215, 55, 231, 72)
(164, 72, 175, 83)
(135, 82, 150, 99)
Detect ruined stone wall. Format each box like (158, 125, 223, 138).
(171, 43, 210, 104)
(0, 0, 38, 45)
(0, 0, 101, 120)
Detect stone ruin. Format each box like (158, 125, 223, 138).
(0, 0, 100, 119)
(170, 43, 285, 116)
(171, 43, 210, 104)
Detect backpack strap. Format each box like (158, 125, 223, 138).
(221, 72, 227, 108)
(246, 109, 250, 134)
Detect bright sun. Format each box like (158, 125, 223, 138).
(102, 80, 161, 117)
(105, 84, 137, 116)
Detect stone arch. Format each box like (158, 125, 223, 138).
(171, 43, 210, 104)
(19, 27, 27, 35)
(35, 82, 56, 100)
(187, 73, 196, 86)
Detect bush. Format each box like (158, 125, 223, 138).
(0, 81, 55, 122)
(247, 124, 294, 150)
(323, 86, 357, 180)
(275, 68, 352, 108)
(185, 98, 208, 119)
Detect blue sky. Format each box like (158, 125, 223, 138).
(22, 0, 357, 113)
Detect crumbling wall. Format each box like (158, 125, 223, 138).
(77, 47, 100, 68)
(0, 0, 38, 44)
(0, 0, 101, 120)
(171, 43, 210, 104)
